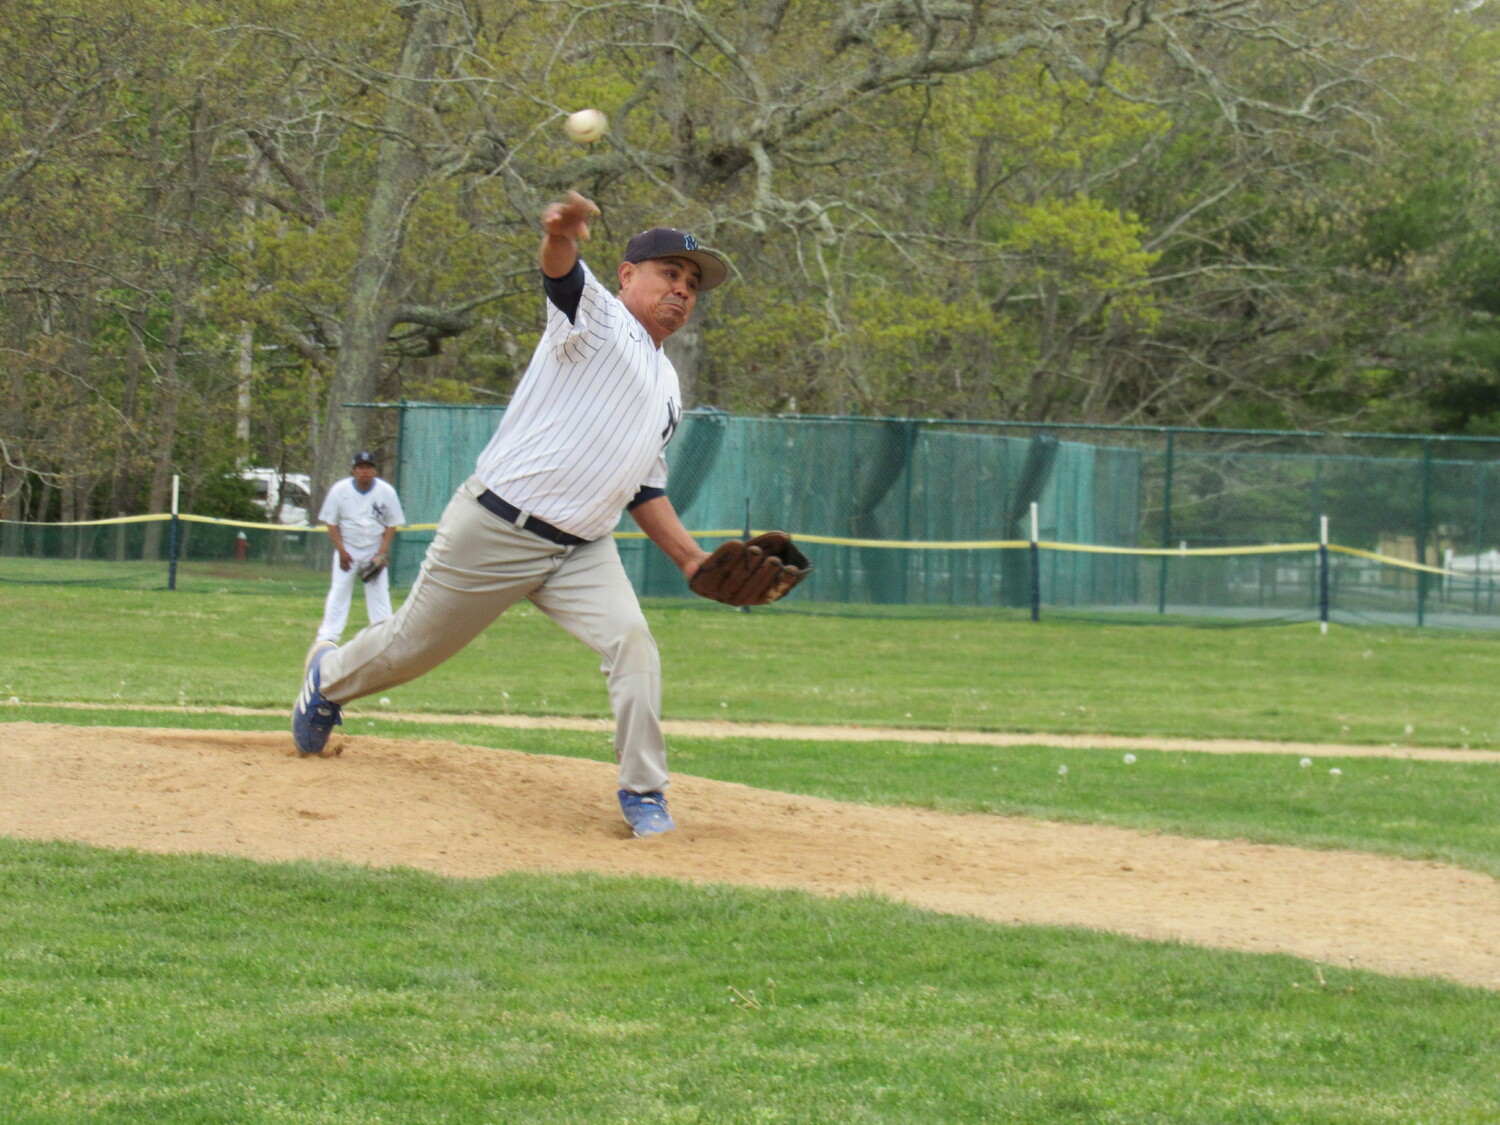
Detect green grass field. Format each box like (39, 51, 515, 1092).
(6, 583, 1500, 746)
(2, 584, 1499, 1123)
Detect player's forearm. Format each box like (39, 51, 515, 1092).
(540, 233, 580, 279)
(629, 495, 710, 578)
(539, 191, 599, 278)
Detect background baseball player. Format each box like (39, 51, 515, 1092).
(293, 191, 723, 838)
(313, 451, 406, 647)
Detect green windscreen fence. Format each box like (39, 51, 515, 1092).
(390, 409, 1144, 609)
(7, 408, 1500, 628)
(391, 408, 1500, 628)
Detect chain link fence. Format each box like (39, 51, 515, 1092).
(7, 408, 1500, 627)
(393, 408, 1500, 626)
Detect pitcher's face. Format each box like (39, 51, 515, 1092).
(618, 256, 702, 344)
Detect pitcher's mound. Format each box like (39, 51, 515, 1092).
(3, 721, 1498, 990)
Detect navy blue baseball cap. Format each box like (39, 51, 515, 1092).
(352, 450, 377, 467)
(623, 228, 728, 291)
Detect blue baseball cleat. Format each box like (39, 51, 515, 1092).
(618, 790, 675, 837)
(292, 641, 342, 756)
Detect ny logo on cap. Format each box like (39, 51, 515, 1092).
(682, 234, 699, 250)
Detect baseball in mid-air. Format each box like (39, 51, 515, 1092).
(565, 108, 607, 144)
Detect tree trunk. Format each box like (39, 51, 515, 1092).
(313, 0, 449, 501)
(665, 308, 704, 407)
(236, 143, 264, 460)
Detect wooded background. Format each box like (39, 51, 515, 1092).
(4, 0, 1499, 528)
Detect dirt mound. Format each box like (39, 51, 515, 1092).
(3, 721, 1497, 990)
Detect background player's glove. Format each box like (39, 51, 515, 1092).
(689, 531, 811, 606)
(356, 555, 387, 583)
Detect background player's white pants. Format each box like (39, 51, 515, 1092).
(316, 476, 669, 794)
(316, 550, 394, 644)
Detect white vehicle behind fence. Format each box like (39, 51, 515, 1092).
(240, 468, 313, 526)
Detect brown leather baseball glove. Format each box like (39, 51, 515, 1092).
(356, 555, 387, 583)
(689, 531, 811, 606)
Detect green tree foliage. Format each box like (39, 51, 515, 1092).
(3, 0, 1499, 521)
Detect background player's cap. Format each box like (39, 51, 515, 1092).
(351, 450, 377, 467)
(623, 228, 728, 291)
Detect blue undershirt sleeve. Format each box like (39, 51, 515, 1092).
(542, 261, 586, 323)
(627, 486, 667, 510)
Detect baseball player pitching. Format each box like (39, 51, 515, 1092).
(293, 191, 727, 838)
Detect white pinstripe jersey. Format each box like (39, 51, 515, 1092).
(473, 260, 681, 541)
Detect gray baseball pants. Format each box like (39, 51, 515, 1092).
(315, 475, 669, 794)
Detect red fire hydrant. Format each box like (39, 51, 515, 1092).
(235, 531, 248, 561)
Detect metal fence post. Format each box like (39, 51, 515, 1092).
(1418, 439, 1432, 627)
(1158, 430, 1175, 615)
(1319, 515, 1330, 635)
(1029, 501, 1041, 622)
(167, 474, 180, 591)
(1474, 462, 1487, 616)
